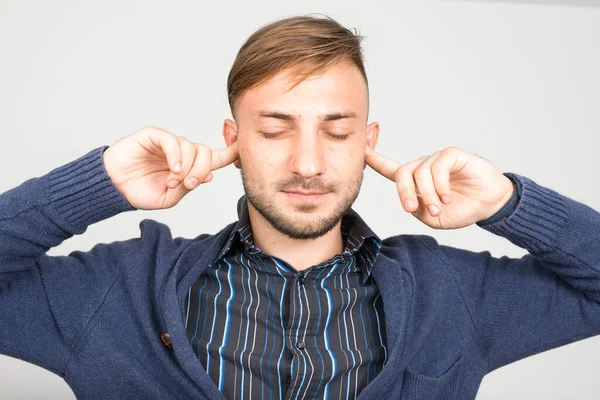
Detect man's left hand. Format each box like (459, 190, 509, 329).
(364, 145, 515, 230)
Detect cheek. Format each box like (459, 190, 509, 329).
(240, 143, 282, 174)
(239, 139, 258, 164)
(328, 145, 362, 173)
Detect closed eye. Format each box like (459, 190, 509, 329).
(261, 132, 350, 141)
(261, 131, 285, 139)
(326, 133, 350, 141)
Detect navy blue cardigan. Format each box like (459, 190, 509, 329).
(1, 146, 599, 399)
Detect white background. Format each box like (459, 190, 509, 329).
(0, 0, 599, 398)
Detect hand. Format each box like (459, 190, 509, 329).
(102, 126, 239, 210)
(364, 145, 515, 230)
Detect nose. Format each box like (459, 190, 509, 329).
(289, 130, 325, 179)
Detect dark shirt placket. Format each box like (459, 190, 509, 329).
(286, 270, 309, 398)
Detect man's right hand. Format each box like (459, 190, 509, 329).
(102, 126, 239, 210)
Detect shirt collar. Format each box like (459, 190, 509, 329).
(217, 194, 382, 282)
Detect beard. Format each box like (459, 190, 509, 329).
(239, 162, 363, 240)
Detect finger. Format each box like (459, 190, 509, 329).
(211, 141, 239, 171)
(167, 138, 198, 188)
(364, 146, 402, 182)
(147, 128, 182, 174)
(410, 195, 434, 222)
(395, 156, 427, 212)
(181, 143, 212, 189)
(202, 171, 214, 183)
(413, 152, 443, 216)
(430, 150, 454, 204)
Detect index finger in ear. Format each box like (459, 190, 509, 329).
(211, 142, 239, 171)
(364, 146, 402, 182)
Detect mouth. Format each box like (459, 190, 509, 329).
(282, 190, 329, 201)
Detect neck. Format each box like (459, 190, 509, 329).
(247, 202, 344, 272)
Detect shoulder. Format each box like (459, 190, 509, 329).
(378, 234, 462, 285)
(137, 218, 238, 250)
(380, 234, 443, 260)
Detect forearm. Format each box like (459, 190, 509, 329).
(0, 146, 135, 273)
(477, 172, 600, 299)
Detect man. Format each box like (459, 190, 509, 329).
(1, 14, 599, 400)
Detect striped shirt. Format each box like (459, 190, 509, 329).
(184, 194, 388, 399)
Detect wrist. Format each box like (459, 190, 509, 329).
(478, 175, 518, 224)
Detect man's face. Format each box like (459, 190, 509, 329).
(223, 61, 379, 240)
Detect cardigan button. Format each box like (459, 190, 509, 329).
(161, 332, 173, 349)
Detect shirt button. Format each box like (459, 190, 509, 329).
(299, 274, 305, 285)
(161, 332, 173, 349)
(296, 340, 305, 350)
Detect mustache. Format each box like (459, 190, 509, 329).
(279, 177, 334, 193)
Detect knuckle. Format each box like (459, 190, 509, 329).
(195, 142, 210, 155)
(396, 164, 411, 177)
(148, 125, 169, 136)
(397, 188, 413, 200)
(430, 162, 446, 174)
(414, 167, 428, 180)
(395, 168, 411, 184)
(393, 167, 403, 181)
(179, 138, 195, 152)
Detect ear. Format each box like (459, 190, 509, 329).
(222, 119, 241, 169)
(364, 121, 380, 170)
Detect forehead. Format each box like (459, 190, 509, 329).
(237, 62, 368, 120)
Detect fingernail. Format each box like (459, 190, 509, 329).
(405, 199, 415, 210)
(168, 179, 180, 188)
(428, 204, 439, 215)
(441, 195, 450, 204)
(187, 178, 198, 188)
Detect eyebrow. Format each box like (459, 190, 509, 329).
(256, 110, 359, 121)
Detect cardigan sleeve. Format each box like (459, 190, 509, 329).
(0, 147, 136, 376)
(436, 172, 600, 374)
